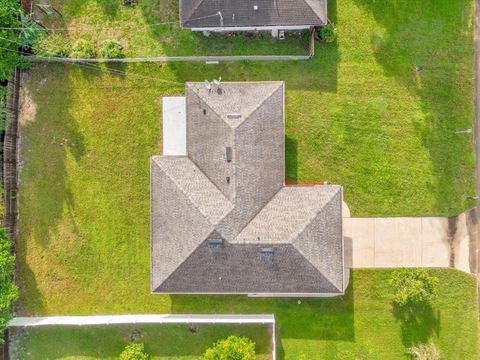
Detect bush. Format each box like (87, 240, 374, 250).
(203, 336, 256, 360)
(35, 33, 71, 58)
(120, 342, 149, 360)
(0, 228, 18, 343)
(407, 342, 443, 360)
(317, 23, 337, 43)
(70, 39, 96, 59)
(389, 268, 438, 306)
(100, 39, 124, 59)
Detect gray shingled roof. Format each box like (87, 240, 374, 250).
(151, 82, 344, 295)
(180, 0, 327, 28)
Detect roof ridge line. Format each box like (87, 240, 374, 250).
(292, 189, 343, 292)
(291, 187, 340, 247)
(184, 87, 237, 203)
(232, 186, 284, 244)
(303, 0, 326, 23)
(291, 246, 342, 293)
(183, 0, 207, 23)
(188, 83, 230, 128)
(188, 82, 283, 130)
(152, 157, 232, 226)
(232, 82, 284, 130)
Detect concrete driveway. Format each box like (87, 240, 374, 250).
(344, 213, 471, 273)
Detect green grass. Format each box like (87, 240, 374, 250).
(10, 324, 271, 359)
(12, 270, 479, 359)
(35, 0, 309, 56)
(14, 0, 478, 358)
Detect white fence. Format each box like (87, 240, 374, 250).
(9, 314, 276, 359)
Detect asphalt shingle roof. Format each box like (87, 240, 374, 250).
(151, 82, 344, 295)
(180, 0, 328, 28)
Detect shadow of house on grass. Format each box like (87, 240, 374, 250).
(353, 0, 475, 216)
(285, 135, 298, 183)
(392, 302, 441, 348)
(171, 273, 354, 360)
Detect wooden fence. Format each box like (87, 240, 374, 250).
(3, 68, 20, 242)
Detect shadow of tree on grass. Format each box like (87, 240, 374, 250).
(392, 302, 441, 348)
(353, 0, 475, 215)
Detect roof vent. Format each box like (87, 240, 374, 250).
(208, 239, 223, 248)
(226, 147, 232, 162)
(226, 113, 241, 119)
(260, 247, 274, 259)
(253, 5, 258, 10)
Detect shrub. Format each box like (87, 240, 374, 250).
(35, 33, 71, 58)
(70, 39, 96, 59)
(389, 268, 438, 306)
(100, 39, 124, 59)
(203, 336, 256, 360)
(407, 342, 443, 360)
(0, 228, 18, 343)
(120, 342, 149, 360)
(317, 23, 337, 43)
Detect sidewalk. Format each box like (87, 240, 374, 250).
(344, 211, 471, 273)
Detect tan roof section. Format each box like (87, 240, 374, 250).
(152, 156, 233, 225)
(234, 186, 341, 244)
(151, 82, 344, 295)
(186, 82, 284, 129)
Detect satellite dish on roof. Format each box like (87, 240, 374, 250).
(204, 80, 211, 91)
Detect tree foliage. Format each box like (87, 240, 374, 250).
(0, 228, 18, 342)
(389, 268, 438, 306)
(0, 0, 23, 80)
(203, 336, 256, 360)
(119, 342, 149, 360)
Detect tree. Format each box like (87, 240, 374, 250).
(203, 336, 256, 360)
(389, 268, 438, 306)
(120, 342, 149, 360)
(0, 228, 18, 342)
(0, 0, 23, 80)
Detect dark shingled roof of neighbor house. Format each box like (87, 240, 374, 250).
(150, 81, 344, 295)
(180, 0, 327, 29)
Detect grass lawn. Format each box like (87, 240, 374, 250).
(34, 0, 309, 56)
(10, 324, 271, 359)
(11, 270, 479, 359)
(14, 0, 478, 358)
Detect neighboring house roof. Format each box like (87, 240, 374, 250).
(180, 0, 328, 29)
(151, 81, 344, 295)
